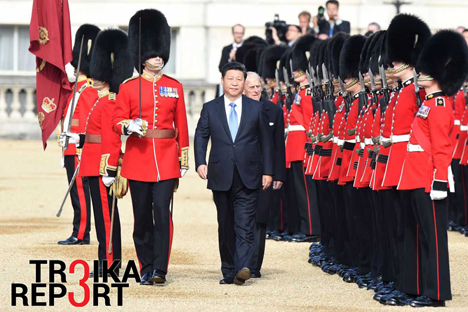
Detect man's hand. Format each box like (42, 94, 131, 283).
(126, 118, 148, 136)
(430, 190, 447, 201)
(270, 27, 281, 44)
(229, 49, 236, 62)
(197, 165, 208, 180)
(60, 132, 80, 147)
(273, 181, 283, 190)
(262, 175, 273, 191)
(102, 176, 115, 187)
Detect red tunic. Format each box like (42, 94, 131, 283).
(398, 92, 454, 192)
(62, 75, 98, 156)
(314, 106, 335, 180)
(338, 94, 360, 184)
(372, 88, 399, 190)
(113, 72, 189, 182)
(284, 86, 310, 166)
(354, 98, 373, 188)
(328, 98, 346, 182)
(453, 90, 466, 160)
(382, 81, 421, 187)
(80, 89, 115, 177)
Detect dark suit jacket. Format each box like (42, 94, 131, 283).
(194, 95, 274, 191)
(256, 97, 286, 223)
(261, 97, 286, 182)
(318, 20, 351, 35)
(218, 44, 232, 73)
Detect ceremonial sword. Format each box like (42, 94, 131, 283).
(56, 164, 80, 217)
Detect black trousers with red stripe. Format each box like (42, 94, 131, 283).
(88, 177, 121, 271)
(342, 182, 359, 267)
(316, 180, 334, 254)
(402, 188, 452, 301)
(330, 182, 352, 266)
(286, 161, 320, 236)
(449, 160, 467, 226)
(129, 179, 175, 277)
(64, 155, 91, 241)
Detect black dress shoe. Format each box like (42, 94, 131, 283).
(250, 271, 262, 278)
(150, 270, 166, 285)
(219, 278, 234, 284)
(410, 295, 445, 307)
(140, 272, 153, 285)
(58, 236, 90, 245)
(234, 267, 251, 285)
(381, 291, 415, 306)
(291, 233, 320, 243)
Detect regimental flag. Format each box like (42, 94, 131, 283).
(29, 0, 72, 149)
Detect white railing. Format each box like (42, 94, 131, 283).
(0, 77, 216, 140)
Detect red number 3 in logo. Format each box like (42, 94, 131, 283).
(68, 260, 90, 307)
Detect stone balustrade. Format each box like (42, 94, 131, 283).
(0, 76, 216, 140)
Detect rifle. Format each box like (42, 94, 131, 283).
(413, 68, 422, 107)
(283, 67, 294, 112)
(379, 64, 390, 116)
(63, 35, 85, 151)
(275, 68, 285, 108)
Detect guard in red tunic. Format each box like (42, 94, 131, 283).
(377, 15, 432, 305)
(398, 30, 468, 307)
(113, 10, 189, 285)
(287, 34, 320, 243)
(448, 86, 468, 231)
(337, 35, 366, 281)
(63, 29, 133, 277)
(58, 24, 100, 245)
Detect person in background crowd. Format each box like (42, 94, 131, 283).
(298, 11, 314, 35)
(456, 26, 465, 33)
(219, 24, 246, 73)
(316, 0, 351, 38)
(365, 22, 380, 36)
(271, 24, 303, 46)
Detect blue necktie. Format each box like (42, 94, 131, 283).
(229, 102, 238, 141)
(329, 26, 333, 37)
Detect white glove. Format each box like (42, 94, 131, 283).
(102, 176, 115, 187)
(126, 118, 148, 136)
(60, 132, 80, 147)
(430, 190, 447, 201)
(180, 168, 188, 177)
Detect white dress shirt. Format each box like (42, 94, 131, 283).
(224, 95, 242, 127)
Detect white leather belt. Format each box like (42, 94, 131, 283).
(333, 136, 339, 144)
(345, 139, 356, 144)
(288, 125, 306, 131)
(461, 125, 468, 131)
(337, 139, 344, 146)
(360, 142, 365, 149)
(356, 137, 361, 143)
(364, 138, 373, 145)
(407, 143, 424, 152)
(391, 134, 410, 143)
(455, 120, 461, 126)
(380, 136, 391, 144)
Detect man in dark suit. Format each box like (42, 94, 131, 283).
(194, 62, 273, 285)
(218, 24, 245, 73)
(316, 0, 350, 38)
(243, 72, 286, 278)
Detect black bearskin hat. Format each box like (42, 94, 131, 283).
(339, 35, 366, 79)
(317, 39, 329, 80)
(262, 45, 288, 79)
(278, 48, 292, 82)
(71, 24, 100, 76)
(89, 29, 134, 94)
(361, 31, 386, 75)
(243, 48, 258, 72)
(330, 32, 349, 79)
(387, 14, 431, 67)
(417, 30, 468, 96)
(308, 40, 321, 74)
(370, 31, 387, 74)
(129, 9, 171, 71)
(292, 34, 317, 72)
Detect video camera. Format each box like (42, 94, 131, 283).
(265, 14, 287, 44)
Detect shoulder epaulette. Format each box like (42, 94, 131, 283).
(436, 97, 446, 107)
(163, 74, 181, 85)
(109, 92, 116, 100)
(123, 75, 139, 84)
(78, 83, 87, 93)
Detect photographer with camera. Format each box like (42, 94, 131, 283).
(313, 1, 350, 38)
(298, 11, 314, 35)
(265, 15, 302, 46)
